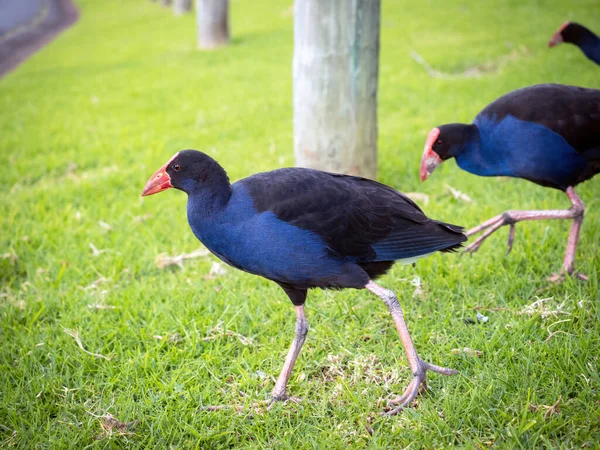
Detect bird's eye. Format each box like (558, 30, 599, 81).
(436, 139, 443, 145)
(173, 164, 181, 172)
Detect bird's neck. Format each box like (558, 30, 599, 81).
(455, 125, 507, 176)
(186, 174, 233, 222)
(452, 124, 480, 158)
(578, 35, 600, 62)
(572, 27, 599, 47)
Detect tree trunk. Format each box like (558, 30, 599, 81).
(160, 0, 171, 7)
(196, 0, 229, 49)
(173, 0, 192, 15)
(293, 0, 381, 179)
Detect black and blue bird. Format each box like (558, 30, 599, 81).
(143, 150, 466, 413)
(548, 22, 600, 66)
(420, 83, 600, 281)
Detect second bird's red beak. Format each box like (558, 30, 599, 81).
(419, 128, 443, 182)
(548, 22, 568, 47)
(142, 153, 178, 196)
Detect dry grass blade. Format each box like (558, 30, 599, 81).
(450, 348, 483, 357)
(204, 261, 227, 280)
(89, 243, 109, 257)
(153, 332, 184, 343)
(98, 220, 112, 231)
(87, 303, 117, 310)
(544, 319, 572, 342)
(81, 277, 108, 291)
(99, 414, 136, 435)
(63, 328, 111, 360)
(411, 46, 530, 79)
(405, 192, 430, 206)
(529, 396, 561, 418)
(201, 323, 254, 346)
(155, 248, 210, 269)
(1, 250, 18, 264)
(520, 297, 570, 319)
(86, 412, 138, 440)
(445, 184, 473, 203)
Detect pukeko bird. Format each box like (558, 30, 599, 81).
(548, 22, 600, 66)
(420, 83, 600, 281)
(142, 150, 466, 413)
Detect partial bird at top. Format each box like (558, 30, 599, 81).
(548, 21, 600, 66)
(420, 83, 600, 282)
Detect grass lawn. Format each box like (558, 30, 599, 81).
(1, 0, 600, 447)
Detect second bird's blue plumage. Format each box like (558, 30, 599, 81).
(424, 84, 600, 191)
(456, 114, 588, 190)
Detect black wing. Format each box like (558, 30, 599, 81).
(476, 84, 600, 157)
(239, 168, 466, 262)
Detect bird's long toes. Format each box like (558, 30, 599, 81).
(465, 216, 505, 237)
(424, 361, 459, 376)
(382, 380, 421, 416)
(383, 404, 405, 416)
(387, 377, 419, 406)
(547, 272, 564, 283)
(573, 272, 589, 281)
(463, 241, 482, 254)
(382, 358, 458, 415)
(267, 394, 302, 409)
(270, 390, 290, 402)
(548, 271, 589, 283)
(506, 224, 516, 254)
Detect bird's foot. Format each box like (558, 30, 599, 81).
(266, 392, 302, 409)
(547, 271, 588, 283)
(383, 357, 458, 416)
(464, 214, 515, 255)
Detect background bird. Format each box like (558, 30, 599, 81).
(142, 150, 466, 414)
(548, 21, 600, 66)
(420, 83, 600, 281)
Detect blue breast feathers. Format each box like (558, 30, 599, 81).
(186, 184, 350, 285)
(458, 114, 587, 189)
(580, 39, 600, 64)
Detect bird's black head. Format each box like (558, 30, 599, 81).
(142, 149, 230, 196)
(548, 22, 595, 47)
(420, 124, 474, 182)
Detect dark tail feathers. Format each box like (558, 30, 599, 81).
(433, 220, 467, 253)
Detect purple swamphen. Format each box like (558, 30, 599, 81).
(549, 22, 600, 66)
(143, 150, 466, 413)
(420, 83, 600, 281)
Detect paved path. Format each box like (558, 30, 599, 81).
(0, 0, 45, 34)
(0, 0, 78, 77)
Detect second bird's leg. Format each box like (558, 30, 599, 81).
(365, 281, 457, 415)
(270, 304, 309, 402)
(548, 211, 587, 282)
(464, 187, 586, 280)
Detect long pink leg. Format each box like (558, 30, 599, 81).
(549, 209, 587, 282)
(465, 187, 586, 280)
(366, 281, 457, 415)
(204, 305, 307, 412)
(271, 305, 308, 400)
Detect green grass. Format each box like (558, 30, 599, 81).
(1, 0, 599, 447)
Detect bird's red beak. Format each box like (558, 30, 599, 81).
(548, 22, 568, 47)
(420, 128, 443, 182)
(141, 153, 178, 196)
